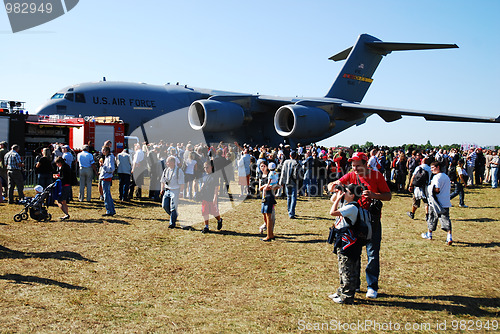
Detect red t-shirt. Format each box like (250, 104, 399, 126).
(339, 170, 390, 210)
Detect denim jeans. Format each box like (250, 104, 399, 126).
(162, 188, 180, 226)
(303, 171, 318, 197)
(118, 173, 131, 200)
(285, 185, 297, 217)
(492, 167, 498, 188)
(101, 180, 115, 215)
(450, 182, 465, 205)
(357, 216, 382, 291)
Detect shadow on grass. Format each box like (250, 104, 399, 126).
(199, 229, 263, 238)
(297, 215, 331, 221)
(391, 192, 412, 199)
(0, 245, 96, 262)
(358, 293, 499, 317)
(69, 218, 130, 225)
(286, 239, 327, 244)
(177, 228, 321, 241)
(0, 274, 87, 290)
(452, 241, 500, 248)
(71, 199, 160, 209)
(455, 217, 497, 223)
(466, 206, 500, 210)
(117, 199, 161, 208)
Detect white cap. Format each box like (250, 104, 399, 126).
(34, 185, 44, 193)
(268, 162, 276, 170)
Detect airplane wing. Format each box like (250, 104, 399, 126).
(339, 102, 500, 123)
(258, 95, 500, 123)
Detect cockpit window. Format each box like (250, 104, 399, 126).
(51, 93, 64, 99)
(75, 93, 86, 103)
(64, 93, 74, 102)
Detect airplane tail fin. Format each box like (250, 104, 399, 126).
(325, 34, 458, 102)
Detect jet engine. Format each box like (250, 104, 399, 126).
(188, 100, 245, 132)
(274, 104, 331, 138)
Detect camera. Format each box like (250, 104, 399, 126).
(334, 184, 345, 192)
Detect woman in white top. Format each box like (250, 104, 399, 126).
(184, 151, 197, 198)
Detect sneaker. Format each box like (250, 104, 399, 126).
(217, 218, 223, 230)
(202, 226, 209, 234)
(406, 212, 414, 219)
(366, 288, 378, 299)
(328, 292, 339, 299)
(329, 294, 354, 304)
(459, 204, 468, 208)
(59, 214, 70, 221)
(421, 232, 432, 240)
(447, 237, 453, 246)
(168, 223, 176, 229)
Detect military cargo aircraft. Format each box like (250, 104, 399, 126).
(35, 34, 499, 146)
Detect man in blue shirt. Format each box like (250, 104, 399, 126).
(77, 145, 97, 201)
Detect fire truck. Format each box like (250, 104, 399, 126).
(1, 100, 125, 155)
(25, 115, 125, 153)
(0, 100, 28, 154)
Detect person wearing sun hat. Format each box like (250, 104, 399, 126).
(327, 151, 391, 300)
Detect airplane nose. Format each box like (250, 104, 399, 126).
(35, 100, 66, 115)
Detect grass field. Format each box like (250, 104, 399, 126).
(0, 183, 499, 333)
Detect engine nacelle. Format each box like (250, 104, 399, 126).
(274, 104, 331, 138)
(188, 100, 245, 132)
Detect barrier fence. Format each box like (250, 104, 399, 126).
(23, 155, 37, 187)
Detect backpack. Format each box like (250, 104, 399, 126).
(411, 167, 429, 188)
(354, 203, 372, 244)
(345, 202, 372, 245)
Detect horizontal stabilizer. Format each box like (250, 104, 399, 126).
(329, 47, 353, 62)
(329, 39, 458, 61)
(366, 41, 458, 53)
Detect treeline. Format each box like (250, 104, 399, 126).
(348, 141, 499, 153)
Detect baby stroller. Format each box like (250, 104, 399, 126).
(13, 182, 56, 222)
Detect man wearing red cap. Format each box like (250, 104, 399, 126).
(328, 151, 391, 299)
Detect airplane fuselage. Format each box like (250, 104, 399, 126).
(36, 81, 359, 146)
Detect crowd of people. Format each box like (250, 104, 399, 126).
(1, 139, 499, 304)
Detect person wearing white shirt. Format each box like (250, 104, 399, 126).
(421, 161, 453, 245)
(160, 156, 185, 228)
(130, 143, 145, 199)
(367, 149, 381, 172)
(62, 146, 73, 167)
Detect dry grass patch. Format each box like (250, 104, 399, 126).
(0, 183, 499, 333)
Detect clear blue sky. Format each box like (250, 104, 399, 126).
(1, 0, 499, 147)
